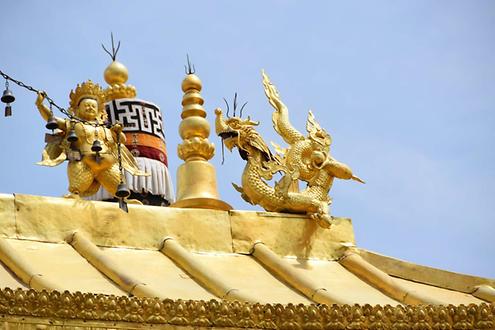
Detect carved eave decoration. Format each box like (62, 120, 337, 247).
(0, 288, 493, 329)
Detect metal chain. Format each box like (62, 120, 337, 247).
(116, 129, 124, 181)
(0, 69, 110, 128)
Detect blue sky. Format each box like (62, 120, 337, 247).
(1, 1, 494, 278)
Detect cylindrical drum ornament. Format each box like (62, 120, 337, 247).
(87, 98, 175, 205)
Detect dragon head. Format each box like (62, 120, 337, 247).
(215, 108, 272, 161)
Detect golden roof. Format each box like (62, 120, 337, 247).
(0, 193, 493, 304)
(0, 193, 494, 328)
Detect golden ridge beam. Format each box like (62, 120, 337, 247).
(251, 242, 352, 305)
(160, 238, 256, 302)
(339, 252, 446, 305)
(472, 285, 495, 302)
(66, 231, 162, 298)
(0, 238, 61, 291)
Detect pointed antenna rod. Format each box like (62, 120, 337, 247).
(233, 92, 237, 116)
(184, 54, 196, 74)
(239, 101, 248, 117)
(223, 97, 230, 118)
(102, 32, 121, 61)
(222, 93, 248, 118)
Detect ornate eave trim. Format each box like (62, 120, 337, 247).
(0, 288, 493, 329)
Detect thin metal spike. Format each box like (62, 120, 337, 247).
(119, 198, 129, 212)
(185, 54, 196, 74)
(101, 44, 113, 59)
(114, 41, 121, 59)
(239, 101, 248, 118)
(221, 139, 225, 165)
(111, 33, 115, 58)
(223, 98, 230, 118)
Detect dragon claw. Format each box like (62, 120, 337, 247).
(317, 215, 332, 229)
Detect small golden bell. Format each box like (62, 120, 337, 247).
(67, 128, 78, 142)
(91, 140, 102, 152)
(115, 181, 130, 198)
(1, 88, 15, 104)
(45, 116, 58, 130)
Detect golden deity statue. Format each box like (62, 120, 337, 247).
(35, 80, 145, 200)
(215, 71, 364, 228)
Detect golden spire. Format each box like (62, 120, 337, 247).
(172, 63, 232, 210)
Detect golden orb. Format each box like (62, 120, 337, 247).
(104, 61, 129, 85)
(181, 74, 202, 92)
(179, 116, 210, 139)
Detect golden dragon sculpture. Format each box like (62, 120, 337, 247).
(215, 71, 364, 228)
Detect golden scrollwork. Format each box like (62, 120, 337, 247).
(215, 71, 364, 229)
(0, 288, 493, 329)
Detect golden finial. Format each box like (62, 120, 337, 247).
(172, 56, 232, 210)
(104, 60, 129, 85)
(101, 33, 136, 101)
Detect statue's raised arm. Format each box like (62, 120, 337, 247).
(262, 71, 304, 144)
(35, 92, 66, 131)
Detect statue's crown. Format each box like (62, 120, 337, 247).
(69, 80, 105, 112)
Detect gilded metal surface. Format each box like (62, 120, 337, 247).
(339, 251, 446, 305)
(215, 72, 363, 228)
(67, 231, 163, 298)
(2, 193, 493, 306)
(35, 81, 145, 198)
(0, 238, 62, 292)
(359, 248, 495, 295)
(103, 60, 137, 102)
(172, 73, 231, 210)
(230, 210, 355, 259)
(5, 238, 124, 296)
(252, 242, 348, 305)
(161, 238, 258, 302)
(0, 288, 493, 329)
(98, 246, 216, 301)
(394, 277, 486, 305)
(0, 193, 15, 237)
(191, 253, 312, 305)
(13, 194, 233, 252)
(281, 257, 399, 306)
(473, 285, 495, 303)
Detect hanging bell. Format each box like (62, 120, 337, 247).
(115, 181, 130, 198)
(91, 140, 102, 153)
(4, 104, 12, 117)
(45, 116, 58, 130)
(1, 88, 15, 104)
(67, 128, 78, 142)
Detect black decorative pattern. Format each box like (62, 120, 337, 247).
(106, 99, 165, 139)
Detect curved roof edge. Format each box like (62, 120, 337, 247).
(358, 248, 495, 298)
